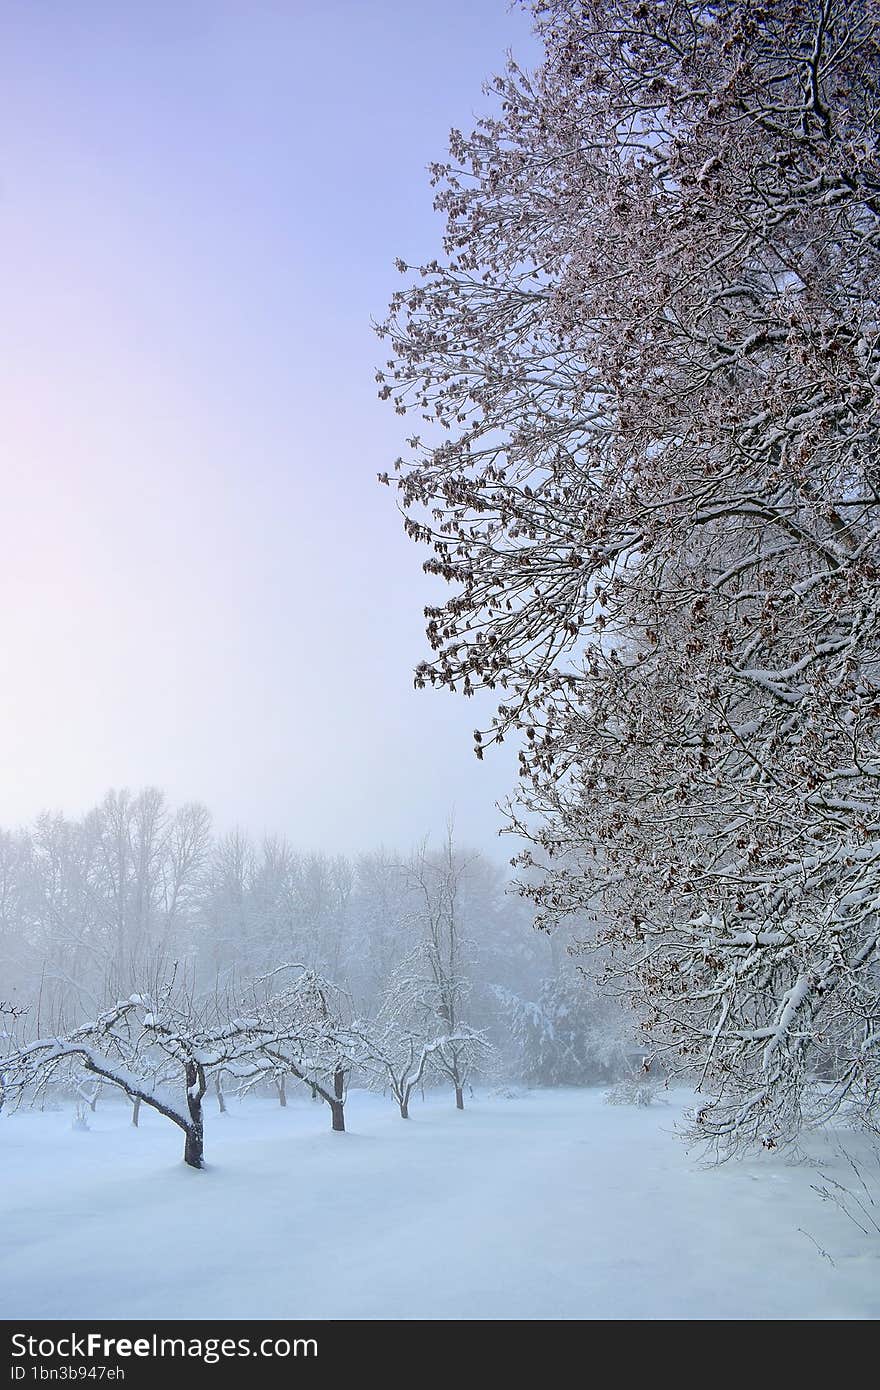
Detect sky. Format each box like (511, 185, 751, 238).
(0, 0, 540, 854)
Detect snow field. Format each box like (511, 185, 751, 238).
(1, 1087, 877, 1320)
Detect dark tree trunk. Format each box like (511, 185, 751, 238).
(184, 1059, 205, 1169)
(131, 1096, 141, 1127)
(215, 1074, 227, 1114)
(400, 1095, 409, 1119)
(330, 1098, 345, 1132)
(455, 1084, 464, 1110)
(334, 1066, 344, 1101)
(184, 1125, 204, 1168)
(277, 1076, 287, 1108)
(311, 1083, 319, 1101)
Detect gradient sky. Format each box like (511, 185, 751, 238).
(0, 1, 539, 852)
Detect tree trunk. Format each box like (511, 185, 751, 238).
(277, 1076, 287, 1108)
(215, 1074, 227, 1114)
(311, 1083, 319, 1101)
(131, 1096, 141, 1127)
(184, 1124, 204, 1168)
(399, 1096, 409, 1119)
(89, 1088, 98, 1112)
(455, 1084, 464, 1111)
(334, 1066, 344, 1101)
(330, 1098, 345, 1132)
(184, 1060, 205, 1169)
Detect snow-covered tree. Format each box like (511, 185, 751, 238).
(378, 0, 880, 1149)
(497, 972, 633, 1087)
(240, 965, 370, 1132)
(1, 983, 219, 1168)
(402, 832, 493, 1109)
(368, 945, 489, 1116)
(0, 966, 355, 1165)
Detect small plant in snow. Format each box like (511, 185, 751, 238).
(489, 1084, 524, 1101)
(812, 1140, 880, 1244)
(605, 1078, 659, 1108)
(72, 1102, 90, 1132)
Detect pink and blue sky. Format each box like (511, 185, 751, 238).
(0, 0, 538, 851)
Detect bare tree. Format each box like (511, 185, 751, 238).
(368, 949, 476, 1118)
(401, 832, 492, 1109)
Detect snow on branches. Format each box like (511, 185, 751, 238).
(369, 946, 490, 1117)
(378, 0, 880, 1150)
(0, 967, 373, 1163)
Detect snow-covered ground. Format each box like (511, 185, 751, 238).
(1, 1087, 877, 1320)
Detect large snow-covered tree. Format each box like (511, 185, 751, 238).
(378, 0, 880, 1149)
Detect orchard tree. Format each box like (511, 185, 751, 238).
(1, 988, 217, 1168)
(243, 965, 369, 1132)
(378, 0, 880, 1149)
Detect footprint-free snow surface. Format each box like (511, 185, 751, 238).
(2, 1088, 877, 1320)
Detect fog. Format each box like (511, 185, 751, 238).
(0, 0, 537, 851)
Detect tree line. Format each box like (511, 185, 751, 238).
(0, 789, 634, 1165)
